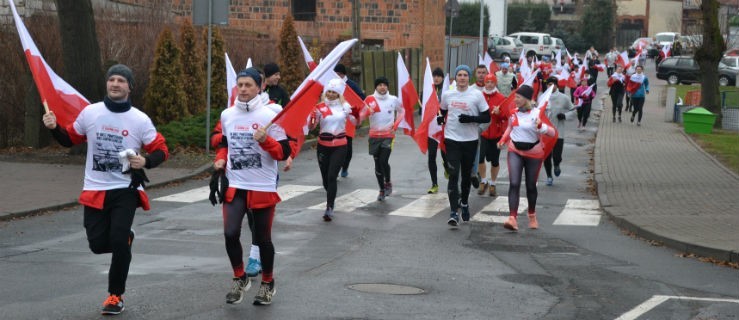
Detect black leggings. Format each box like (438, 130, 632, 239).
(83, 188, 138, 295)
(427, 138, 448, 186)
(543, 138, 565, 178)
(223, 190, 275, 279)
(577, 102, 592, 126)
(611, 91, 624, 118)
(445, 139, 478, 211)
(342, 136, 353, 172)
(631, 97, 645, 122)
(507, 150, 543, 217)
(317, 144, 347, 209)
(373, 147, 392, 190)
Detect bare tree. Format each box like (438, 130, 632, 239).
(55, 0, 104, 102)
(694, 0, 726, 125)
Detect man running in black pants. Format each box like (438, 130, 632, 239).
(439, 65, 491, 226)
(42, 64, 169, 315)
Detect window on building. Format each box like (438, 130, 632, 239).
(293, 0, 316, 21)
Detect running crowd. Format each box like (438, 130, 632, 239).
(40, 47, 650, 314)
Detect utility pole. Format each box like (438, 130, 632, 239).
(479, 1, 484, 57)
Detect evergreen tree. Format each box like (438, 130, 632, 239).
(445, 2, 491, 37)
(145, 28, 188, 125)
(278, 14, 304, 94)
(203, 27, 228, 112)
(580, 0, 616, 52)
(180, 20, 206, 115)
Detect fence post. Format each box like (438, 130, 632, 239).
(665, 87, 676, 122)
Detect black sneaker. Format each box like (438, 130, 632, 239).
(471, 173, 480, 189)
(554, 165, 561, 177)
(322, 207, 334, 222)
(226, 276, 251, 304)
(460, 204, 470, 222)
(377, 190, 385, 201)
(447, 212, 460, 227)
(101, 294, 124, 315)
(253, 280, 276, 305)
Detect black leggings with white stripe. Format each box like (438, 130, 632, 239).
(507, 150, 543, 217)
(223, 189, 275, 280)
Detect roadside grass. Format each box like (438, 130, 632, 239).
(668, 84, 739, 106)
(688, 130, 739, 175)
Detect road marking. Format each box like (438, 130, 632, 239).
(553, 199, 601, 226)
(308, 189, 378, 212)
(471, 196, 527, 223)
(278, 184, 322, 202)
(616, 295, 739, 320)
(154, 186, 210, 203)
(389, 193, 448, 218)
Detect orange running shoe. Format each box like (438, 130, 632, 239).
(503, 216, 518, 231)
(528, 213, 539, 229)
(101, 294, 124, 315)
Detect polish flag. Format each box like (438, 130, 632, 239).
(661, 43, 671, 58)
(246, 58, 252, 69)
(298, 36, 318, 71)
(9, 0, 89, 128)
(555, 49, 562, 69)
(626, 73, 645, 94)
(484, 51, 498, 74)
(396, 52, 418, 136)
(225, 52, 238, 108)
(616, 51, 630, 69)
(536, 85, 559, 159)
(580, 84, 596, 97)
(555, 68, 570, 88)
(412, 58, 441, 154)
(595, 63, 606, 72)
(518, 49, 527, 69)
(273, 38, 358, 149)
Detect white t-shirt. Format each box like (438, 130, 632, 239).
(368, 92, 402, 134)
(510, 108, 549, 143)
(72, 102, 157, 191)
(440, 87, 489, 142)
(316, 99, 352, 135)
(221, 101, 286, 192)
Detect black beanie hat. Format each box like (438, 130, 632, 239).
(516, 85, 534, 100)
(263, 63, 280, 78)
(432, 67, 444, 78)
(334, 63, 347, 75)
(106, 64, 134, 90)
(546, 76, 559, 87)
(374, 76, 390, 88)
(237, 67, 262, 89)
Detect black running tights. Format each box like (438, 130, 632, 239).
(445, 139, 478, 211)
(223, 189, 275, 279)
(507, 151, 542, 217)
(317, 144, 347, 209)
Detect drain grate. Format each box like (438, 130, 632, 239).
(347, 283, 425, 295)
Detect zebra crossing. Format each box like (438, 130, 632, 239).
(154, 184, 602, 226)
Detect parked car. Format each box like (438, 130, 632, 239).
(724, 48, 739, 56)
(654, 32, 681, 48)
(551, 37, 567, 57)
(656, 56, 737, 86)
(487, 35, 523, 60)
(507, 32, 553, 58)
(721, 56, 739, 71)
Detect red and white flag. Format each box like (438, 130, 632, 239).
(661, 43, 671, 58)
(246, 58, 253, 69)
(225, 52, 238, 108)
(298, 36, 318, 71)
(536, 85, 559, 159)
(412, 58, 441, 154)
(484, 51, 498, 74)
(9, 0, 89, 128)
(616, 51, 630, 69)
(396, 52, 418, 136)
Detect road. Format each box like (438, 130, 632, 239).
(1, 71, 738, 319)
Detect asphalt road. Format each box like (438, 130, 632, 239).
(1, 87, 738, 319)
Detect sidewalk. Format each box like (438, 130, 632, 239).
(594, 74, 739, 263)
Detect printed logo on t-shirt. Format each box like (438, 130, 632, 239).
(92, 129, 123, 172)
(451, 101, 470, 111)
(228, 130, 262, 170)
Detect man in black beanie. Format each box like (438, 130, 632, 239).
(41, 63, 169, 315)
(333, 63, 365, 178)
(263, 62, 290, 107)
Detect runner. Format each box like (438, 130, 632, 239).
(439, 65, 491, 227)
(427, 67, 449, 193)
(263, 62, 291, 107)
(334, 63, 366, 178)
(495, 59, 517, 96)
(574, 78, 595, 130)
(365, 76, 404, 201)
(213, 67, 291, 305)
(41, 64, 169, 315)
(309, 78, 357, 221)
(542, 77, 575, 186)
(477, 73, 507, 197)
(607, 65, 626, 123)
(497, 85, 556, 231)
(627, 65, 650, 126)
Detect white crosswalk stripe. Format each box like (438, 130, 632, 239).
(471, 196, 527, 223)
(277, 184, 322, 201)
(552, 199, 601, 226)
(308, 188, 378, 212)
(389, 193, 448, 218)
(154, 186, 210, 203)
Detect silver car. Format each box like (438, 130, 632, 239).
(488, 36, 523, 60)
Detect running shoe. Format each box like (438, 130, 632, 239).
(253, 281, 276, 305)
(246, 258, 262, 277)
(384, 182, 393, 196)
(477, 182, 488, 195)
(460, 204, 470, 222)
(323, 207, 334, 222)
(546, 177, 553, 186)
(489, 184, 497, 197)
(340, 169, 349, 178)
(503, 216, 518, 231)
(554, 165, 561, 177)
(101, 294, 124, 315)
(528, 213, 539, 229)
(377, 190, 385, 202)
(427, 184, 439, 194)
(447, 212, 460, 227)
(471, 173, 480, 189)
(226, 276, 251, 304)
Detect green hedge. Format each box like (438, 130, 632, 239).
(158, 107, 223, 149)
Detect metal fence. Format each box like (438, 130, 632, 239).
(445, 36, 479, 77)
(721, 91, 739, 131)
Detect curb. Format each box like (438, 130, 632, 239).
(0, 162, 213, 222)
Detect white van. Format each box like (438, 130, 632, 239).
(654, 32, 681, 48)
(508, 32, 553, 58)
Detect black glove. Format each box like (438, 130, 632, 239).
(458, 114, 473, 123)
(436, 115, 445, 125)
(128, 169, 149, 189)
(209, 169, 228, 205)
(557, 113, 566, 120)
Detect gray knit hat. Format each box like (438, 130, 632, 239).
(106, 64, 134, 90)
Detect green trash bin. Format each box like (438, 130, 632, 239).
(683, 107, 717, 134)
